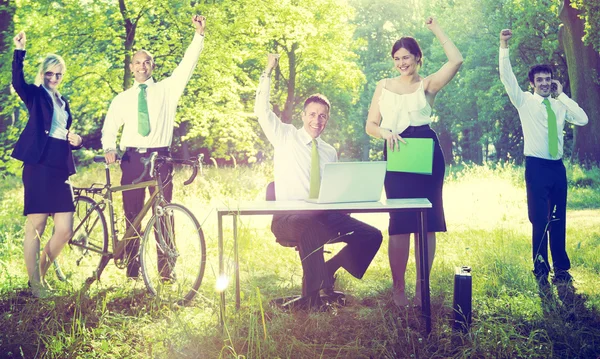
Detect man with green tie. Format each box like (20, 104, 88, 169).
(499, 29, 588, 286)
(255, 54, 382, 309)
(101, 15, 206, 279)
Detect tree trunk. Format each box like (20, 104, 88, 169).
(119, 0, 137, 91)
(0, 0, 15, 133)
(0, 0, 16, 172)
(559, 0, 600, 164)
(437, 125, 454, 165)
(281, 43, 299, 124)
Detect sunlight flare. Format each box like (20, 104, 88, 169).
(215, 274, 230, 292)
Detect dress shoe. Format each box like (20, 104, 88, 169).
(270, 295, 301, 307)
(281, 293, 324, 311)
(534, 273, 551, 297)
(127, 273, 141, 281)
(161, 272, 177, 284)
(552, 270, 573, 284)
(321, 287, 346, 305)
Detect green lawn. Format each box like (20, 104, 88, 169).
(1, 162, 599, 358)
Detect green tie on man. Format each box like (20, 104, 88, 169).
(101, 15, 207, 279)
(542, 98, 558, 158)
(253, 53, 383, 310)
(138, 84, 150, 136)
(498, 28, 589, 288)
(309, 139, 320, 199)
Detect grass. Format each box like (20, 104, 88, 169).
(1, 161, 599, 358)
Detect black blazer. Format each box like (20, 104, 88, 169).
(11, 50, 79, 175)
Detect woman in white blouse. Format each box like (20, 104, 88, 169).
(365, 17, 463, 307)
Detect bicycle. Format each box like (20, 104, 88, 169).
(53, 152, 206, 303)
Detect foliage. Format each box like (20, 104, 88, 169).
(571, 0, 600, 53)
(1, 0, 599, 174)
(1, 163, 600, 358)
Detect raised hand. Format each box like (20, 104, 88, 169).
(500, 29, 512, 49)
(500, 29, 512, 42)
(425, 17, 438, 31)
(265, 53, 280, 75)
(14, 31, 26, 50)
(193, 15, 206, 35)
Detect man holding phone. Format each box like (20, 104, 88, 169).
(499, 29, 588, 286)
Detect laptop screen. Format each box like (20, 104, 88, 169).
(307, 161, 386, 204)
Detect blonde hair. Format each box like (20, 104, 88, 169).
(35, 54, 66, 86)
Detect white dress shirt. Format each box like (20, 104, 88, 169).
(254, 74, 337, 201)
(102, 33, 205, 151)
(43, 86, 69, 140)
(499, 47, 588, 160)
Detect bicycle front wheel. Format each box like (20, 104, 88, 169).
(139, 203, 206, 303)
(55, 195, 109, 288)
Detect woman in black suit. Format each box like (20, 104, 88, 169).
(12, 31, 83, 297)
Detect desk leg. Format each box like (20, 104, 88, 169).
(218, 213, 225, 326)
(233, 215, 240, 310)
(418, 209, 432, 334)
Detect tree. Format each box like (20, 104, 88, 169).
(560, 0, 600, 163)
(0, 0, 20, 173)
(350, 0, 421, 160)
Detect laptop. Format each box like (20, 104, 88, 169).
(305, 161, 386, 204)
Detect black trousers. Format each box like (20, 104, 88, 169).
(524, 156, 570, 276)
(271, 212, 382, 295)
(120, 148, 173, 277)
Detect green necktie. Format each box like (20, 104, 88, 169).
(309, 139, 320, 199)
(543, 98, 558, 158)
(138, 84, 150, 136)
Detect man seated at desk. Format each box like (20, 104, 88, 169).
(254, 54, 383, 309)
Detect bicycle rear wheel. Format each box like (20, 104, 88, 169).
(55, 195, 109, 288)
(139, 203, 206, 303)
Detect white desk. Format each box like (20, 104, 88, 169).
(216, 198, 433, 333)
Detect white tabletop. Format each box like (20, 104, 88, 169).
(216, 198, 431, 215)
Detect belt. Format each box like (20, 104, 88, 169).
(125, 146, 170, 154)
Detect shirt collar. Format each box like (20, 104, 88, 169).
(533, 92, 549, 104)
(42, 85, 61, 99)
(133, 78, 155, 89)
(298, 127, 320, 145)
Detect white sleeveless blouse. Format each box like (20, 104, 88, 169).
(378, 80, 432, 134)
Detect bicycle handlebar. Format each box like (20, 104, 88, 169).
(133, 152, 158, 184)
(133, 152, 203, 186)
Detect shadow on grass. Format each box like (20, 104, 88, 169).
(0, 283, 184, 358)
(537, 280, 600, 359)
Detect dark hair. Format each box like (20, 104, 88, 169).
(391, 37, 423, 67)
(528, 64, 553, 83)
(303, 93, 331, 111)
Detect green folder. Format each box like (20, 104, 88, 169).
(386, 138, 434, 174)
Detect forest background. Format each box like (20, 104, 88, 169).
(1, 1, 600, 358)
(0, 0, 599, 171)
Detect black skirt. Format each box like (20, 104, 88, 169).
(383, 125, 447, 234)
(22, 137, 75, 215)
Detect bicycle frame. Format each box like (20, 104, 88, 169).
(67, 153, 202, 284)
(71, 161, 169, 268)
